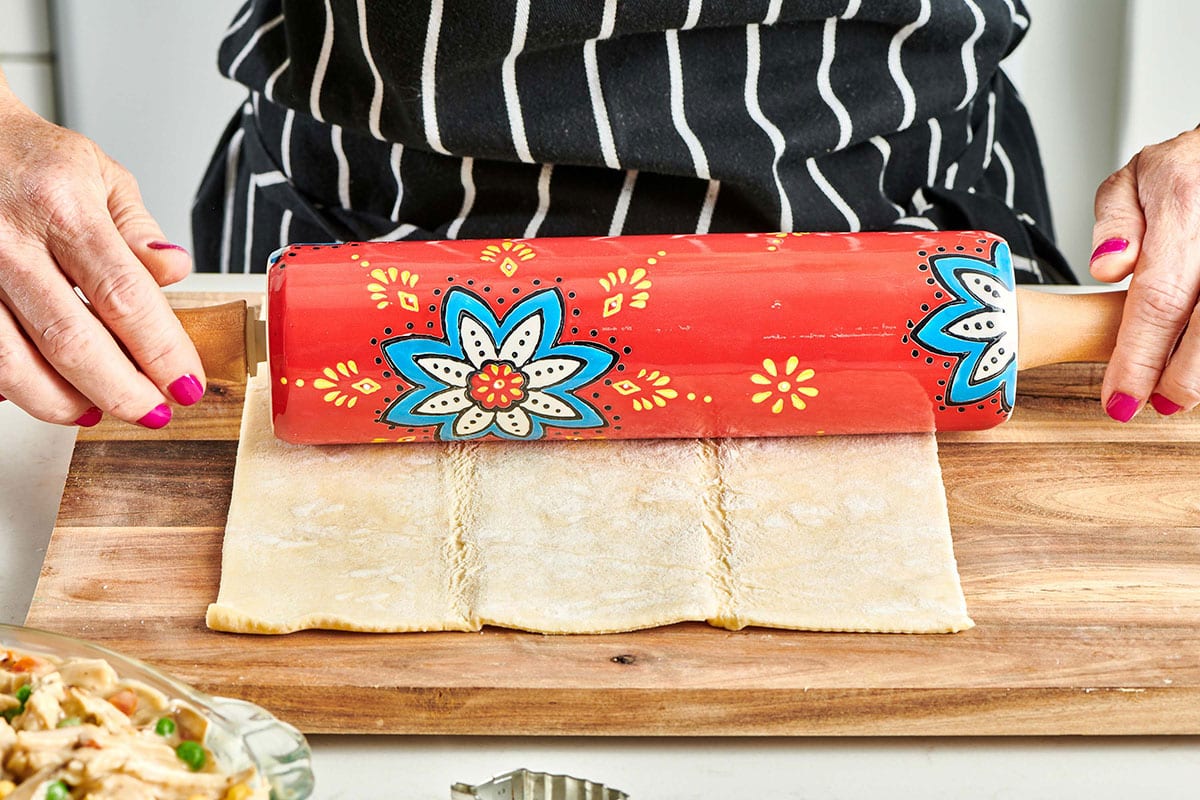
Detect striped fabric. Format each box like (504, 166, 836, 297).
(193, 0, 1074, 283)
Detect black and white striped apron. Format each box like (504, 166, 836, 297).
(192, 0, 1075, 284)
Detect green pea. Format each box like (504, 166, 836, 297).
(154, 716, 176, 737)
(3, 684, 31, 722)
(57, 716, 82, 728)
(45, 780, 70, 800)
(175, 740, 207, 771)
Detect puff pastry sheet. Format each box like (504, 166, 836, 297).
(207, 374, 972, 634)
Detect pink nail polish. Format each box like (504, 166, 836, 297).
(147, 240, 189, 254)
(1105, 392, 1140, 423)
(74, 407, 103, 427)
(1150, 393, 1183, 416)
(168, 374, 204, 406)
(1089, 237, 1129, 264)
(138, 403, 172, 429)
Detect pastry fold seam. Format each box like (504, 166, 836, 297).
(445, 440, 481, 629)
(700, 438, 741, 630)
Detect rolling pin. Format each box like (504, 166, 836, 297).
(183, 231, 1124, 444)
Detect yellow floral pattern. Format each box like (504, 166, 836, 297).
(599, 250, 659, 318)
(312, 361, 381, 409)
(599, 267, 652, 318)
(611, 368, 678, 411)
(479, 240, 536, 277)
(750, 357, 818, 413)
(764, 232, 810, 252)
(366, 267, 420, 311)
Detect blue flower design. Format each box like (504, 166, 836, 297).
(911, 241, 1018, 410)
(380, 288, 616, 440)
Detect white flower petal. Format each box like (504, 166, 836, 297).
(452, 407, 495, 437)
(521, 390, 581, 420)
(414, 355, 473, 387)
(960, 271, 1009, 307)
(970, 334, 1014, 384)
(947, 310, 1007, 342)
(498, 311, 543, 368)
(458, 313, 498, 368)
(414, 387, 474, 415)
(495, 406, 533, 438)
(524, 356, 585, 388)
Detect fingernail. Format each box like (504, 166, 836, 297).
(147, 240, 189, 254)
(138, 403, 172, 429)
(74, 407, 103, 427)
(0, 393, 5, 403)
(1150, 393, 1183, 416)
(1089, 237, 1129, 264)
(1105, 392, 1140, 423)
(168, 374, 204, 406)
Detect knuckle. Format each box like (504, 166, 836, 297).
(12, 156, 106, 244)
(1135, 155, 1200, 218)
(90, 268, 155, 327)
(1135, 279, 1195, 327)
(37, 314, 95, 373)
(21, 159, 82, 207)
(29, 182, 100, 242)
(1163, 170, 1200, 217)
(135, 329, 184, 376)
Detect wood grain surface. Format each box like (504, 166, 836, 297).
(24, 303, 1200, 735)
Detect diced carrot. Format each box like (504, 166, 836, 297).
(107, 688, 139, 716)
(10, 656, 43, 673)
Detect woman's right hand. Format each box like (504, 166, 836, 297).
(0, 72, 205, 429)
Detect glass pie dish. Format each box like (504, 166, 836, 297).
(0, 623, 314, 800)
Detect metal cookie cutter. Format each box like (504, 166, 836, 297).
(451, 769, 628, 800)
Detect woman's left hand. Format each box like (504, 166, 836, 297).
(1090, 127, 1200, 421)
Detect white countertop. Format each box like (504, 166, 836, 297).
(2, 276, 1196, 799)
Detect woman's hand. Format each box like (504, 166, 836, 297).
(0, 75, 204, 429)
(1090, 127, 1200, 422)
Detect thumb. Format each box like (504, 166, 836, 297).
(102, 154, 193, 286)
(1089, 157, 1146, 283)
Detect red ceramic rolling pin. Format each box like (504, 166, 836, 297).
(263, 231, 1123, 445)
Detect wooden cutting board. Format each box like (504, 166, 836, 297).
(24, 294, 1200, 735)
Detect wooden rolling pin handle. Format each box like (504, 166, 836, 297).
(174, 301, 263, 383)
(1016, 289, 1126, 371)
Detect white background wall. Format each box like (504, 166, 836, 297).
(51, 0, 247, 247)
(1010, 0, 1200, 275)
(0, 0, 55, 119)
(5, 0, 1200, 273)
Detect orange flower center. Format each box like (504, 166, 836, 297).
(468, 361, 526, 410)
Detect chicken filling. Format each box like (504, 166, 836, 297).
(0, 649, 264, 800)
